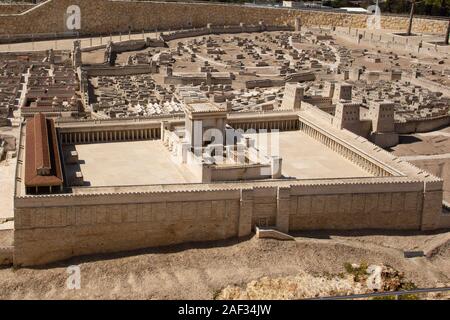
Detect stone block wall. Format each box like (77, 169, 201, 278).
(13, 176, 446, 266)
(0, 246, 13, 266)
(0, 0, 447, 36)
(14, 190, 242, 266)
(289, 191, 423, 230)
(395, 116, 450, 134)
(287, 180, 432, 231)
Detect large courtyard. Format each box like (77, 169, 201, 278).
(248, 131, 372, 180)
(64, 130, 372, 188)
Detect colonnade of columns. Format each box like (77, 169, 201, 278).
(60, 128, 161, 145)
(230, 119, 299, 132)
(299, 121, 391, 177)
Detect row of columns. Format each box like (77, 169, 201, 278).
(230, 119, 299, 132)
(299, 121, 391, 177)
(60, 128, 161, 145)
(26, 185, 64, 195)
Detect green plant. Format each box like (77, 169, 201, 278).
(344, 262, 368, 282)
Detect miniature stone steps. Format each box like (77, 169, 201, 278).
(255, 226, 295, 241)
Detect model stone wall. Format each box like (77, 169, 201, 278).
(14, 190, 242, 266)
(0, 0, 447, 36)
(290, 191, 423, 230)
(13, 177, 446, 266)
(395, 116, 450, 134)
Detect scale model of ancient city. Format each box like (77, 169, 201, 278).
(0, 0, 449, 300)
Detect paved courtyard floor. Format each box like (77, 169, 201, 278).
(66, 130, 372, 188)
(247, 131, 373, 180)
(0, 158, 16, 224)
(65, 140, 198, 187)
(0, 126, 20, 229)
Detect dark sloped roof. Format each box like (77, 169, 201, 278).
(25, 113, 63, 187)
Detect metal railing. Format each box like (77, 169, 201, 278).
(305, 287, 450, 300)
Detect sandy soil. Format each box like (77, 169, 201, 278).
(0, 231, 448, 300)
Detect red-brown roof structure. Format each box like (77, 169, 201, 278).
(25, 113, 63, 188)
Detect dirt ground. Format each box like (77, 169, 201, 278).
(0, 230, 448, 300)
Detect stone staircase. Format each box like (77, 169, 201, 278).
(255, 226, 295, 241)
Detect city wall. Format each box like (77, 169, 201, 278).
(83, 65, 156, 77)
(0, 0, 448, 37)
(334, 27, 450, 57)
(14, 189, 242, 266)
(395, 116, 450, 134)
(160, 24, 292, 42)
(14, 176, 446, 266)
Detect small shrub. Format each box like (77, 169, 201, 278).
(344, 262, 368, 282)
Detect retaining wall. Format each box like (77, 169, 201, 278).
(395, 116, 450, 134)
(0, 0, 447, 37)
(14, 175, 445, 266)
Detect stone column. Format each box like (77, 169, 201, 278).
(276, 187, 290, 233)
(421, 182, 443, 231)
(238, 189, 253, 237)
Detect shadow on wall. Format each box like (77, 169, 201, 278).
(26, 234, 255, 270)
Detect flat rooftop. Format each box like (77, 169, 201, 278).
(247, 131, 373, 180)
(185, 102, 225, 114)
(64, 140, 199, 187)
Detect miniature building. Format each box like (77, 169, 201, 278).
(368, 100, 399, 148)
(323, 81, 336, 98)
(369, 100, 395, 133)
(334, 101, 361, 134)
(333, 83, 353, 103)
(24, 113, 63, 194)
(184, 102, 227, 148)
(281, 83, 304, 110)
